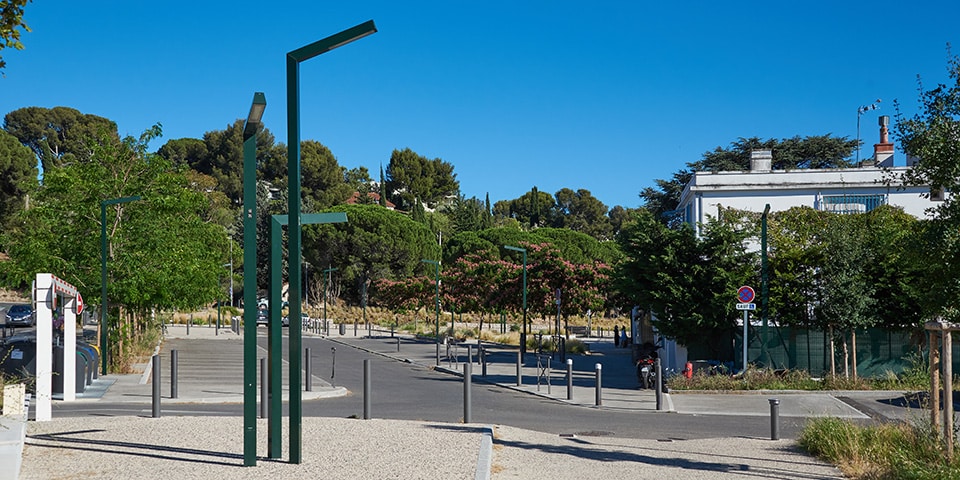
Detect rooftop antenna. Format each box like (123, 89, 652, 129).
(857, 99, 881, 164)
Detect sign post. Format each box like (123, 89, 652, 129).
(737, 286, 756, 372)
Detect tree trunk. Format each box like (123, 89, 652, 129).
(851, 329, 858, 380)
(842, 333, 850, 379)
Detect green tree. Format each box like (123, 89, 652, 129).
(492, 187, 556, 229)
(0, 0, 31, 71)
(385, 148, 459, 211)
(304, 204, 440, 307)
(300, 140, 352, 209)
(0, 128, 37, 230)
(3, 106, 119, 171)
(892, 52, 960, 321)
(156, 138, 207, 170)
(553, 188, 612, 240)
(444, 194, 486, 233)
(615, 209, 755, 357)
(0, 125, 228, 364)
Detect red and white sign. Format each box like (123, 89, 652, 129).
(75, 293, 84, 314)
(737, 285, 755, 304)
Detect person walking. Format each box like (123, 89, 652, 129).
(620, 325, 628, 348)
(613, 324, 620, 347)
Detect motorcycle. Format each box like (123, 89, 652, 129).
(636, 342, 660, 390)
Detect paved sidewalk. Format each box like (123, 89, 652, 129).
(81, 323, 345, 405)
(13, 321, 926, 479)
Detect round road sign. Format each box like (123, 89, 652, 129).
(737, 286, 755, 304)
(75, 293, 84, 314)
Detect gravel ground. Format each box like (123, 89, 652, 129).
(21, 416, 483, 480)
(489, 425, 844, 480)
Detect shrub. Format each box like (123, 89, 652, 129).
(799, 417, 960, 479)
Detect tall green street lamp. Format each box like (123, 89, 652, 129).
(286, 20, 376, 464)
(421, 259, 441, 365)
(323, 267, 337, 334)
(504, 245, 527, 357)
(242, 91, 266, 467)
(100, 195, 140, 375)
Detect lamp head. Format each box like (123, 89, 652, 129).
(243, 92, 267, 140)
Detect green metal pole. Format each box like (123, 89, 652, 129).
(286, 22, 376, 463)
(100, 203, 108, 376)
(761, 204, 770, 367)
(268, 217, 282, 458)
(242, 92, 265, 467)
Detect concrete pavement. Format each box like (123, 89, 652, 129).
(13, 321, 929, 479)
(324, 325, 922, 423)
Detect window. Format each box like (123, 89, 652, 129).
(820, 194, 887, 214)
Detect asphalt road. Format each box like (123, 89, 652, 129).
(50, 332, 813, 441)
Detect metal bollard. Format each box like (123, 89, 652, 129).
(260, 358, 267, 419)
(769, 398, 780, 440)
(305, 348, 312, 392)
(595, 363, 602, 406)
(354, 320, 357, 336)
(397, 336, 401, 352)
(655, 358, 663, 411)
(481, 347, 487, 377)
(364, 359, 372, 420)
(330, 347, 336, 387)
(152, 354, 161, 418)
(186, 316, 190, 335)
(566, 358, 573, 400)
(464, 361, 472, 424)
(390, 323, 394, 338)
(466, 346, 472, 372)
(516, 351, 522, 386)
(171, 350, 178, 399)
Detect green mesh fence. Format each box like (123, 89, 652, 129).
(729, 325, 922, 377)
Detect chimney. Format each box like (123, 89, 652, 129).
(873, 115, 894, 167)
(750, 149, 772, 173)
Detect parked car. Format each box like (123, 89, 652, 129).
(256, 309, 269, 325)
(5, 304, 35, 328)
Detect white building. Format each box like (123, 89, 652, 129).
(677, 116, 939, 235)
(651, 116, 939, 373)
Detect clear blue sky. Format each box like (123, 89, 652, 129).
(2, 1, 958, 209)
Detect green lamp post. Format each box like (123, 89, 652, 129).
(100, 195, 140, 376)
(286, 20, 377, 464)
(421, 259, 440, 365)
(504, 245, 527, 357)
(241, 91, 266, 467)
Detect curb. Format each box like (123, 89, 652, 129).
(475, 425, 493, 480)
